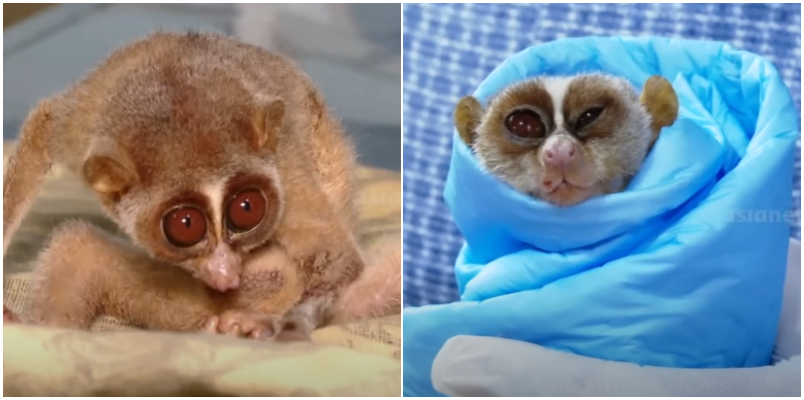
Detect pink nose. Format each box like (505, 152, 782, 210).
(202, 247, 242, 292)
(543, 141, 576, 166)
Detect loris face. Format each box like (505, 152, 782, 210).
(117, 162, 284, 292)
(455, 73, 678, 207)
(81, 63, 290, 292)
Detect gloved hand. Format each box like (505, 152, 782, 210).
(431, 239, 801, 397)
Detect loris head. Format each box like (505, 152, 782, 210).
(80, 66, 291, 292)
(455, 73, 679, 207)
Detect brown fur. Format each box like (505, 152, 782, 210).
(329, 234, 402, 324)
(3, 31, 400, 339)
(4, 307, 18, 323)
(472, 80, 557, 159)
(640, 75, 680, 146)
(455, 73, 678, 206)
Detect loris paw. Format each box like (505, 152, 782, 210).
(201, 310, 311, 342)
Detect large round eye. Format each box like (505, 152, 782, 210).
(505, 109, 546, 139)
(575, 107, 604, 130)
(227, 189, 266, 232)
(163, 207, 207, 247)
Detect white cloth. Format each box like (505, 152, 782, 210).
(431, 239, 801, 397)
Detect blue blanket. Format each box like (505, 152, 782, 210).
(403, 36, 800, 397)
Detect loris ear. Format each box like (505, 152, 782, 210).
(251, 97, 285, 153)
(82, 138, 138, 195)
(639, 75, 679, 147)
(454, 96, 484, 147)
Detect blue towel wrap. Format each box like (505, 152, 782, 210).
(403, 36, 800, 397)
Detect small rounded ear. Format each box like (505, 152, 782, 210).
(639, 75, 679, 146)
(251, 97, 285, 153)
(82, 138, 138, 196)
(454, 96, 484, 147)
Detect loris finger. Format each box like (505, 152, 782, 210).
(211, 309, 278, 340)
(200, 315, 220, 334)
(201, 309, 312, 342)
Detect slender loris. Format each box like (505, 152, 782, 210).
(2, 31, 401, 338)
(454, 73, 679, 206)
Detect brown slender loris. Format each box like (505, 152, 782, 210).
(2, 31, 400, 339)
(454, 73, 679, 206)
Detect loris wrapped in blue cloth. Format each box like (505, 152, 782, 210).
(403, 36, 799, 397)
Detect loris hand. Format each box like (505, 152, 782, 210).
(201, 308, 317, 342)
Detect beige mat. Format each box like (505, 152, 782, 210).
(4, 322, 400, 396)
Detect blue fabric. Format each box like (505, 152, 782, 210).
(402, 3, 802, 308)
(403, 36, 800, 397)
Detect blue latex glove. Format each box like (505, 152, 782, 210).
(431, 239, 801, 397)
(403, 36, 800, 397)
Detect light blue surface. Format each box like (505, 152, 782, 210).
(403, 36, 799, 397)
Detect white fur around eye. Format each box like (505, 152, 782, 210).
(541, 76, 573, 128)
(201, 180, 227, 241)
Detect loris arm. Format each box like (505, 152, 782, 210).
(242, 235, 400, 342)
(229, 234, 401, 341)
(329, 234, 402, 324)
(272, 204, 366, 334)
(257, 166, 401, 336)
(3, 100, 61, 322)
(3, 99, 58, 255)
(24, 218, 311, 337)
(25, 220, 222, 330)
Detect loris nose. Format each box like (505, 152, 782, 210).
(203, 247, 242, 292)
(543, 140, 576, 167)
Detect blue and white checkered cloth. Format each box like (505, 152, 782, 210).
(402, 3, 801, 307)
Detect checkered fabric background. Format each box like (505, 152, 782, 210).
(402, 3, 802, 307)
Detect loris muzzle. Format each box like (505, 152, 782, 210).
(455, 73, 679, 207)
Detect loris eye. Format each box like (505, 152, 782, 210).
(227, 189, 266, 232)
(576, 107, 604, 130)
(163, 207, 207, 247)
(505, 109, 546, 139)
